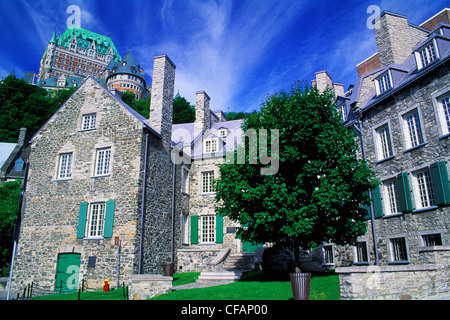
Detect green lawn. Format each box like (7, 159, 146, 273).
(28, 271, 340, 300)
(151, 271, 340, 300)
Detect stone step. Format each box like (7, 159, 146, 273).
(198, 271, 245, 281)
(222, 253, 255, 271)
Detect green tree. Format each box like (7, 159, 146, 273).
(225, 111, 249, 121)
(121, 91, 136, 107)
(214, 82, 378, 272)
(0, 180, 22, 275)
(0, 74, 76, 142)
(173, 96, 195, 124)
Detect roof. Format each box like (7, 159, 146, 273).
(359, 27, 450, 112)
(55, 27, 121, 63)
(106, 49, 146, 81)
(32, 76, 161, 142)
(0, 143, 17, 168)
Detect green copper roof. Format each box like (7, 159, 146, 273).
(55, 27, 121, 62)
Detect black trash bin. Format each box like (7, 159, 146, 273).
(290, 273, 311, 300)
(163, 262, 174, 277)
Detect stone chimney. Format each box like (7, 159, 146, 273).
(314, 70, 333, 93)
(373, 11, 428, 66)
(194, 91, 211, 133)
(149, 55, 176, 150)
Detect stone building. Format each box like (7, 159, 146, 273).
(311, 8, 450, 299)
(12, 54, 181, 291)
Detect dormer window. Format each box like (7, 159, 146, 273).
(204, 138, 218, 153)
(415, 40, 439, 70)
(218, 129, 227, 137)
(337, 103, 346, 122)
(375, 70, 392, 95)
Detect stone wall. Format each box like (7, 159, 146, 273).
(337, 249, 450, 299)
(12, 77, 145, 290)
(128, 274, 172, 300)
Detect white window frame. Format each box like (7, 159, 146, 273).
(57, 153, 73, 180)
(86, 202, 106, 238)
(374, 123, 394, 161)
(203, 138, 218, 153)
(94, 148, 111, 176)
(415, 39, 439, 70)
(201, 171, 215, 194)
(218, 129, 227, 137)
(382, 178, 400, 216)
(181, 214, 190, 245)
(353, 240, 369, 264)
(322, 244, 334, 266)
(411, 168, 436, 210)
(81, 113, 96, 131)
(388, 236, 409, 263)
(400, 107, 425, 150)
(181, 167, 190, 194)
(375, 70, 393, 95)
(433, 90, 450, 137)
(200, 215, 216, 243)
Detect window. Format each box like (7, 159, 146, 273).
(338, 103, 346, 122)
(14, 158, 24, 172)
(218, 129, 227, 137)
(204, 138, 218, 153)
(375, 124, 394, 160)
(354, 242, 369, 264)
(375, 71, 392, 95)
(58, 153, 73, 179)
(82, 113, 96, 130)
(95, 148, 111, 176)
(416, 41, 439, 69)
(411, 169, 435, 209)
(383, 179, 400, 215)
(421, 233, 443, 247)
(181, 215, 190, 244)
(87, 202, 106, 238)
(437, 94, 450, 136)
(200, 215, 215, 243)
(182, 168, 190, 194)
(389, 237, 408, 262)
(201, 171, 214, 193)
(402, 109, 424, 149)
(323, 245, 334, 265)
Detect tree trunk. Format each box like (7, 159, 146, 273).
(293, 240, 301, 273)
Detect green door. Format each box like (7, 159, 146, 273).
(55, 253, 81, 292)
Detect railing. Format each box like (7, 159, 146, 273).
(5, 280, 128, 300)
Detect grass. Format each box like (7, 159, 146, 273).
(151, 271, 340, 300)
(28, 271, 340, 300)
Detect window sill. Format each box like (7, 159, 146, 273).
(91, 174, 111, 178)
(353, 262, 370, 266)
(418, 246, 450, 252)
(83, 237, 104, 240)
(376, 155, 395, 164)
(413, 205, 438, 213)
(388, 260, 410, 265)
(383, 212, 403, 219)
(403, 142, 427, 153)
(54, 178, 72, 182)
(439, 132, 450, 140)
(78, 128, 96, 132)
(200, 192, 216, 196)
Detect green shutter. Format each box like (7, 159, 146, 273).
(372, 185, 383, 218)
(430, 161, 450, 206)
(103, 200, 115, 238)
(77, 203, 88, 238)
(362, 203, 371, 220)
(216, 214, 224, 243)
(397, 172, 413, 212)
(190, 215, 198, 244)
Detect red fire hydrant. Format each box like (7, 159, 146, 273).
(102, 279, 110, 292)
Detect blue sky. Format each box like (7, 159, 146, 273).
(0, 0, 448, 113)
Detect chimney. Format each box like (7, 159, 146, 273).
(333, 83, 345, 97)
(373, 11, 428, 66)
(149, 55, 176, 150)
(194, 91, 211, 133)
(314, 70, 333, 93)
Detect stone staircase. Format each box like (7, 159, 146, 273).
(197, 253, 256, 282)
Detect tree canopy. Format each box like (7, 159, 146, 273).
(214, 82, 378, 271)
(0, 74, 76, 142)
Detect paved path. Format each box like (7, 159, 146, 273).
(172, 280, 235, 291)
